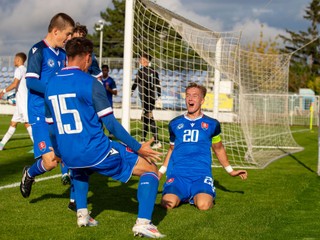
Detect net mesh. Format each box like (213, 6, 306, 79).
(129, 0, 303, 168)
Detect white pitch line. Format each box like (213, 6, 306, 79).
(0, 174, 61, 191)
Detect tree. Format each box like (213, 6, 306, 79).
(88, 0, 126, 58)
(279, 0, 320, 94)
(245, 24, 280, 55)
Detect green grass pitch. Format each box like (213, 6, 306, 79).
(0, 115, 319, 239)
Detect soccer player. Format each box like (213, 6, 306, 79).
(72, 22, 102, 79)
(0, 52, 33, 150)
(20, 13, 75, 198)
(101, 64, 117, 107)
(131, 53, 162, 149)
(44, 37, 165, 238)
(159, 82, 248, 210)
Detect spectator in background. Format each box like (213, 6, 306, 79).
(0, 52, 33, 150)
(131, 53, 162, 149)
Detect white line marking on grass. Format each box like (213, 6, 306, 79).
(0, 174, 61, 191)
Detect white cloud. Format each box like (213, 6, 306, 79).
(0, 0, 309, 57)
(157, 0, 224, 31)
(0, 0, 109, 56)
(232, 19, 288, 46)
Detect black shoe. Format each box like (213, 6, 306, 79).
(61, 173, 71, 185)
(68, 201, 77, 212)
(20, 166, 35, 198)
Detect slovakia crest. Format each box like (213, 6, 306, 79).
(126, 146, 133, 153)
(38, 141, 47, 152)
(47, 59, 55, 68)
(201, 122, 209, 130)
(166, 178, 174, 184)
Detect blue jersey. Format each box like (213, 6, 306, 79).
(101, 76, 117, 107)
(45, 67, 140, 168)
(26, 40, 66, 124)
(88, 53, 102, 78)
(168, 114, 221, 177)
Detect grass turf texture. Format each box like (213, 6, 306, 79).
(0, 115, 319, 239)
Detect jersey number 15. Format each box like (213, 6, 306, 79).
(48, 94, 83, 134)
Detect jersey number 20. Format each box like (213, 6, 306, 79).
(183, 129, 199, 142)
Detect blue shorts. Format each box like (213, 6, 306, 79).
(162, 174, 216, 204)
(32, 121, 57, 159)
(88, 141, 139, 183)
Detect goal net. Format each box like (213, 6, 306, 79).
(124, 0, 303, 168)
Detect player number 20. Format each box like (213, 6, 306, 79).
(48, 94, 83, 134)
(183, 129, 199, 142)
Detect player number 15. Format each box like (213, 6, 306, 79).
(48, 94, 83, 134)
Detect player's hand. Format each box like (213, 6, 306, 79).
(138, 138, 162, 163)
(230, 169, 248, 180)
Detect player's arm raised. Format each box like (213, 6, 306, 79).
(212, 141, 248, 180)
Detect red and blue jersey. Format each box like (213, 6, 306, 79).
(168, 114, 221, 177)
(45, 67, 140, 168)
(26, 39, 66, 124)
(101, 76, 117, 107)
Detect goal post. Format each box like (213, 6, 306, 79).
(122, 0, 304, 168)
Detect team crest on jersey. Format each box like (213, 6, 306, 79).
(177, 123, 184, 129)
(38, 141, 46, 152)
(126, 146, 133, 153)
(32, 47, 38, 54)
(47, 59, 55, 68)
(201, 122, 209, 130)
(166, 178, 174, 184)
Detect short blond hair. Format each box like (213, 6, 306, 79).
(186, 82, 207, 98)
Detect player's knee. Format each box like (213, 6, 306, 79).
(161, 195, 179, 209)
(161, 199, 176, 209)
(196, 200, 213, 211)
(42, 152, 59, 170)
(42, 160, 58, 170)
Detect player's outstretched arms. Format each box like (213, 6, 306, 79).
(229, 169, 248, 180)
(137, 138, 162, 164)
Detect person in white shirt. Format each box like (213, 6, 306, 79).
(0, 52, 33, 150)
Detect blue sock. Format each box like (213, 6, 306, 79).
(28, 159, 47, 177)
(137, 172, 159, 220)
(69, 170, 75, 201)
(73, 169, 89, 210)
(60, 162, 69, 175)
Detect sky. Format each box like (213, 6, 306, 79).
(0, 0, 311, 57)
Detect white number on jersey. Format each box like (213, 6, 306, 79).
(204, 176, 213, 187)
(48, 94, 83, 134)
(183, 129, 199, 142)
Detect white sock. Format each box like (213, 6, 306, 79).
(0, 126, 16, 145)
(77, 208, 88, 216)
(136, 218, 151, 225)
(27, 126, 33, 142)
